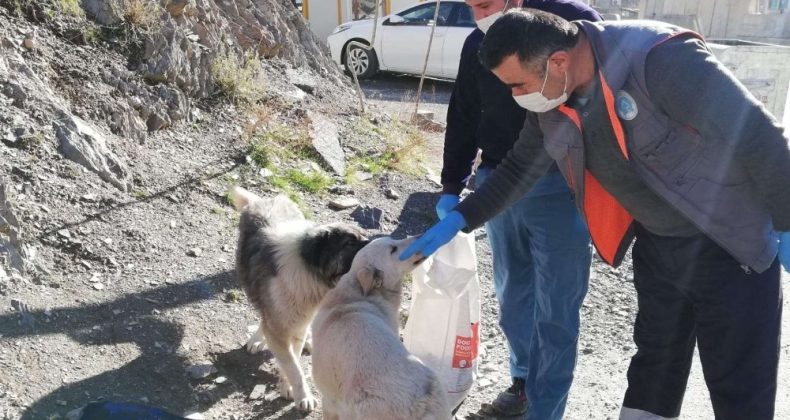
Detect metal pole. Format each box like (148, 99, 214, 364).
(413, 0, 442, 122)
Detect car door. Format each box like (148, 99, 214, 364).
(441, 3, 476, 79)
(379, 2, 454, 77)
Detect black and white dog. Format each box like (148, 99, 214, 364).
(230, 187, 368, 412)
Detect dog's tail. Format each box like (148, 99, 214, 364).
(229, 186, 258, 211)
(229, 186, 305, 223)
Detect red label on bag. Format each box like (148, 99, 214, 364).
(452, 322, 480, 368)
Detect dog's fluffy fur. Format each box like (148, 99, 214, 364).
(312, 236, 451, 420)
(231, 187, 369, 412)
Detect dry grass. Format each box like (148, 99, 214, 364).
(211, 50, 266, 104)
(123, 0, 161, 29)
(55, 0, 82, 17)
(346, 116, 429, 180)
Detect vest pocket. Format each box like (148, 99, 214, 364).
(637, 125, 703, 182)
(685, 178, 768, 231)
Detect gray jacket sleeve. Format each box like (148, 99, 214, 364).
(455, 111, 555, 230)
(645, 36, 790, 231)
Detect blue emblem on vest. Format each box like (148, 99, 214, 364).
(616, 91, 638, 120)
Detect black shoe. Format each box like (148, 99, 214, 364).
(481, 377, 528, 417)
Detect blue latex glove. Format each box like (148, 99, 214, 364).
(400, 211, 466, 261)
(779, 232, 790, 272)
(435, 194, 460, 220)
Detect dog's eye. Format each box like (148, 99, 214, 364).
(390, 245, 397, 255)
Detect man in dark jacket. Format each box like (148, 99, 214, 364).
(406, 9, 790, 419)
(438, 1, 600, 418)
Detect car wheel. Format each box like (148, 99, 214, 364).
(344, 43, 378, 79)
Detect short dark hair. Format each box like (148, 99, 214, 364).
(479, 9, 580, 75)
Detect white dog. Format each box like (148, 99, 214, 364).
(312, 236, 451, 420)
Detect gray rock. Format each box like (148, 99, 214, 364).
(53, 114, 130, 192)
(146, 111, 171, 132)
(165, 0, 193, 17)
(351, 206, 382, 229)
(357, 171, 374, 182)
(186, 363, 217, 379)
(2, 81, 27, 107)
(308, 111, 345, 175)
(249, 384, 267, 400)
(287, 68, 317, 94)
(385, 188, 400, 200)
(187, 248, 202, 257)
(328, 197, 359, 210)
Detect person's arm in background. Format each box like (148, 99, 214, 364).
(645, 35, 790, 270)
(401, 112, 554, 259)
(454, 111, 554, 230)
(438, 33, 484, 218)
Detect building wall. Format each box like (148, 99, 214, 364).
(708, 41, 790, 121)
(639, 0, 790, 42)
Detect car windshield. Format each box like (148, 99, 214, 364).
(399, 3, 455, 25)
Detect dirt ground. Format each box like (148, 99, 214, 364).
(2, 73, 789, 420)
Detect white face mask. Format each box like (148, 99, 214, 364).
(513, 59, 568, 113)
(475, 0, 510, 33)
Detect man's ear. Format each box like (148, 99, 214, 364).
(356, 266, 382, 296)
(548, 50, 569, 72)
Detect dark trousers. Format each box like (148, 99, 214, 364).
(622, 225, 782, 419)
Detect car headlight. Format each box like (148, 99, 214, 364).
(331, 24, 351, 35)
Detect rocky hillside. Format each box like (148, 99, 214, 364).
(0, 0, 427, 283)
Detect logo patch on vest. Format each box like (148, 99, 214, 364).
(616, 91, 638, 121)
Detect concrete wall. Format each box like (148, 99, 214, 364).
(307, 0, 344, 43)
(639, 0, 790, 42)
(708, 40, 790, 121)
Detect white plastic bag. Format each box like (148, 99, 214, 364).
(404, 233, 481, 410)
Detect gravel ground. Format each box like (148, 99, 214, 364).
(0, 34, 788, 420)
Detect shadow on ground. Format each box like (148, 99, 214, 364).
(2, 269, 307, 419)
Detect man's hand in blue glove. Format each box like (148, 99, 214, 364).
(435, 194, 460, 220)
(400, 211, 466, 261)
(779, 231, 790, 272)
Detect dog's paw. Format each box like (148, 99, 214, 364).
(245, 326, 266, 354)
(295, 393, 317, 412)
(246, 339, 266, 354)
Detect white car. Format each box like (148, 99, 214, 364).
(327, 0, 476, 80)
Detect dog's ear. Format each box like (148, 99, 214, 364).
(357, 265, 383, 296)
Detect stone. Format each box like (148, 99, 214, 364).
(351, 206, 382, 229)
(287, 68, 317, 94)
(165, 0, 192, 17)
(308, 111, 345, 175)
(426, 174, 442, 188)
(53, 114, 130, 192)
(22, 38, 35, 50)
(186, 363, 217, 379)
(187, 248, 202, 257)
(356, 171, 373, 182)
(249, 384, 267, 400)
(328, 197, 359, 210)
(384, 188, 400, 200)
(146, 112, 171, 132)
